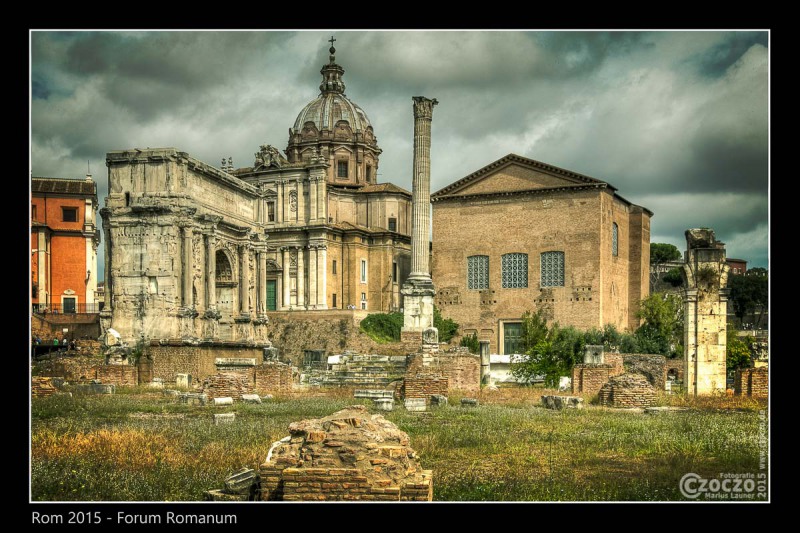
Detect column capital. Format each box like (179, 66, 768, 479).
(412, 96, 438, 119)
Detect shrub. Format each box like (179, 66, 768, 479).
(359, 312, 404, 343)
(460, 332, 480, 354)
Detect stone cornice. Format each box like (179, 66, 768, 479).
(431, 183, 607, 203)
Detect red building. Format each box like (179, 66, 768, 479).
(31, 176, 100, 313)
(726, 258, 748, 276)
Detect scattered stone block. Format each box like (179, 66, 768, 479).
(261, 394, 274, 401)
(460, 398, 479, 407)
(176, 373, 192, 388)
(148, 378, 164, 389)
(404, 398, 427, 412)
(163, 389, 180, 396)
(214, 413, 236, 425)
(203, 489, 248, 502)
(224, 468, 258, 495)
(355, 389, 394, 399)
(180, 392, 208, 405)
(213, 397, 234, 406)
(430, 394, 448, 407)
(241, 394, 262, 404)
(374, 398, 394, 411)
(541, 395, 584, 410)
(644, 406, 690, 414)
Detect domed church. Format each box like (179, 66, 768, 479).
(101, 40, 412, 345)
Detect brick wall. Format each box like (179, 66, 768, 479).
(260, 466, 432, 502)
(202, 372, 255, 400)
(571, 364, 612, 396)
(267, 312, 399, 366)
(254, 363, 293, 395)
(32, 377, 57, 398)
(402, 374, 449, 401)
(437, 352, 480, 393)
(623, 354, 667, 390)
(605, 352, 625, 376)
(96, 365, 138, 387)
(36, 356, 104, 382)
(734, 367, 768, 398)
(145, 343, 263, 382)
(665, 358, 684, 383)
(597, 373, 656, 408)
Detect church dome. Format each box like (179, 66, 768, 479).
(290, 42, 374, 137)
(292, 93, 372, 133)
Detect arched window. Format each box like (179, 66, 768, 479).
(502, 253, 528, 288)
(216, 250, 233, 283)
(612, 222, 619, 257)
(467, 255, 489, 290)
(540, 251, 565, 287)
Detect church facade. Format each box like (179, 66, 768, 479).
(431, 154, 652, 354)
(100, 43, 411, 345)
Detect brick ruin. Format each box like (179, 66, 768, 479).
(598, 373, 657, 408)
(201, 372, 255, 400)
(734, 367, 768, 398)
(32, 377, 58, 398)
(623, 354, 668, 391)
(35, 356, 139, 387)
(260, 405, 432, 501)
(572, 364, 615, 396)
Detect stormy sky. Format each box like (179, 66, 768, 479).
(30, 30, 769, 275)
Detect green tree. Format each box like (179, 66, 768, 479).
(662, 267, 684, 287)
(635, 292, 684, 357)
(511, 313, 586, 387)
(726, 322, 753, 370)
(433, 306, 459, 343)
(650, 242, 682, 264)
(728, 272, 768, 328)
(650, 242, 682, 289)
(520, 309, 549, 352)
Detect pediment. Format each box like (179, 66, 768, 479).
(433, 154, 608, 198)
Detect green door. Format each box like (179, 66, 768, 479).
(504, 322, 522, 354)
(266, 280, 277, 311)
(63, 297, 76, 314)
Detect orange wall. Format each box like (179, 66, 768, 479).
(30, 195, 88, 306)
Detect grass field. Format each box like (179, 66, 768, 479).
(30, 387, 768, 502)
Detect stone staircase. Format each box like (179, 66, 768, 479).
(302, 353, 408, 388)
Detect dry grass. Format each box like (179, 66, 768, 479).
(30, 386, 768, 502)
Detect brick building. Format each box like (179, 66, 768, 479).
(726, 258, 747, 276)
(31, 176, 100, 314)
(431, 154, 651, 354)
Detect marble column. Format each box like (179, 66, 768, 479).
(308, 245, 318, 309)
(239, 244, 250, 316)
(282, 248, 291, 309)
(182, 225, 193, 308)
(258, 250, 267, 315)
(402, 96, 438, 338)
(205, 233, 216, 310)
(297, 179, 305, 224)
(317, 245, 328, 309)
(408, 96, 438, 282)
(102, 226, 111, 310)
(277, 180, 284, 224)
(310, 178, 318, 223)
(296, 246, 305, 308)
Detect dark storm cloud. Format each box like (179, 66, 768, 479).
(534, 31, 653, 77)
(29, 30, 769, 270)
(688, 31, 768, 77)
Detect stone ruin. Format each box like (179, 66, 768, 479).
(597, 373, 656, 408)
(259, 405, 432, 501)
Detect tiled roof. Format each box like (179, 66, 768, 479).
(357, 183, 411, 195)
(32, 177, 96, 196)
